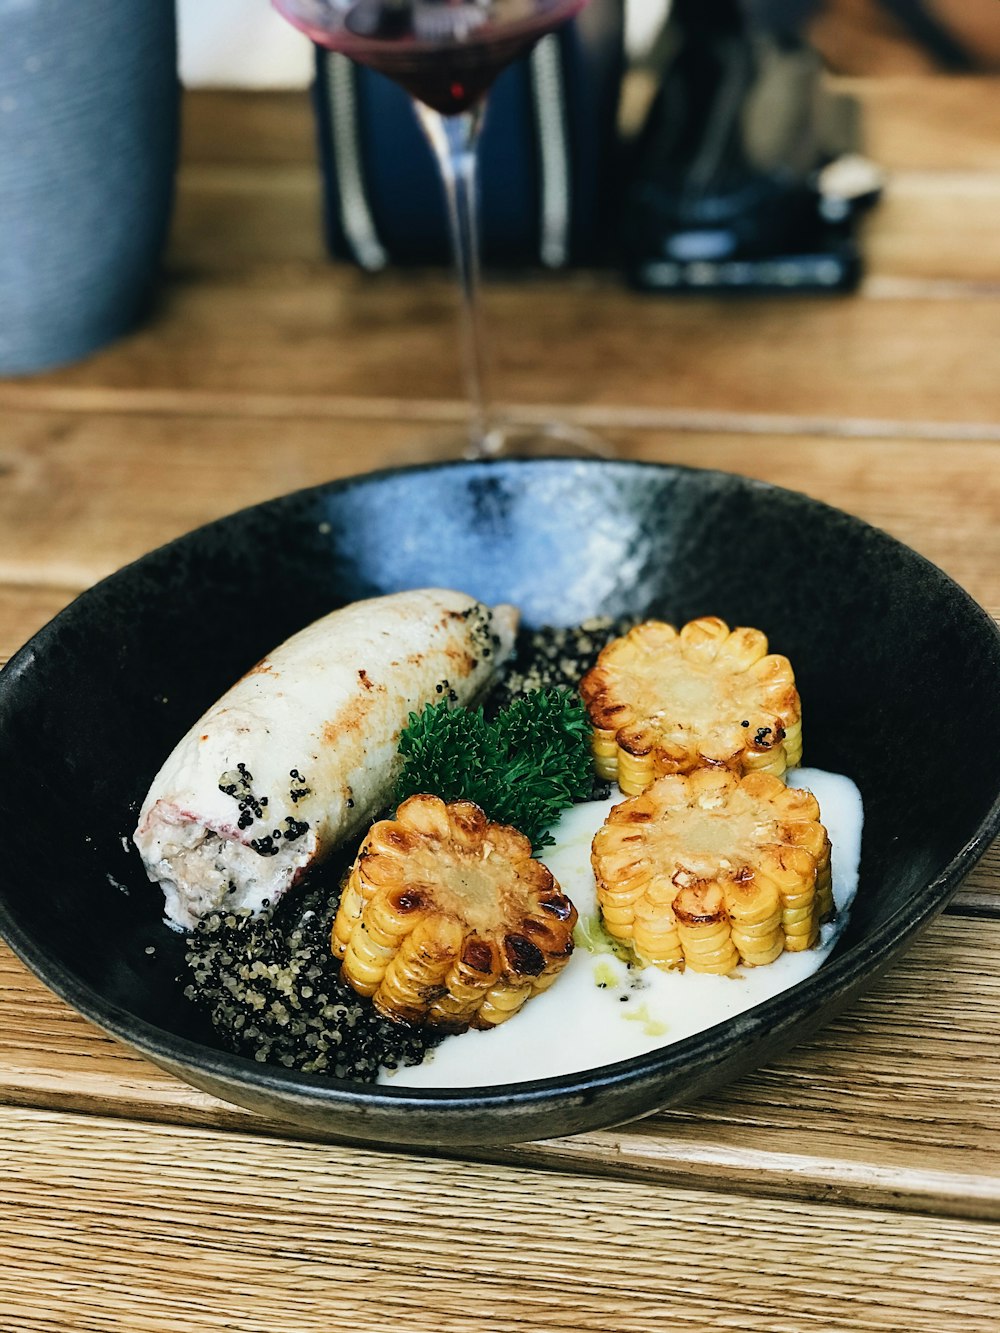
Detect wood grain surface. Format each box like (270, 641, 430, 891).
(1, 80, 999, 1331)
(5, 1106, 1000, 1333)
(4, 275, 998, 425)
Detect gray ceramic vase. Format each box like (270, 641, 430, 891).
(0, 0, 179, 375)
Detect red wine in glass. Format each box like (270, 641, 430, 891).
(273, 0, 604, 458)
(274, 1, 589, 114)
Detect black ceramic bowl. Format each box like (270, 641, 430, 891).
(2, 460, 999, 1148)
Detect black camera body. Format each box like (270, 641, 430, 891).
(621, 3, 881, 293)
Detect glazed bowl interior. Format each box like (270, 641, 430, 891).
(1, 459, 998, 1147)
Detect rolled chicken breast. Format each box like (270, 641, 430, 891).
(134, 589, 517, 930)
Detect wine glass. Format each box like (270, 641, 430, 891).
(272, 0, 608, 459)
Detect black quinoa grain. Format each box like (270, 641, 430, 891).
(183, 877, 442, 1081)
(484, 616, 637, 715)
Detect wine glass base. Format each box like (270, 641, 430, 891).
(384, 418, 614, 467)
(470, 418, 615, 460)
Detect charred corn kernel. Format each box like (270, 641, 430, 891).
(331, 877, 365, 959)
(637, 943, 685, 970)
(376, 918, 465, 1025)
(579, 616, 803, 793)
(341, 929, 397, 997)
(673, 883, 740, 975)
(333, 794, 578, 1031)
(592, 728, 620, 781)
(816, 855, 834, 923)
(632, 898, 684, 967)
(780, 903, 816, 928)
(783, 926, 820, 952)
(739, 939, 786, 966)
(591, 769, 832, 974)
(617, 743, 656, 796)
(781, 719, 803, 769)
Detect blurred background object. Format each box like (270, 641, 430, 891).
(620, 0, 884, 293)
(5, 0, 990, 376)
(812, 0, 1000, 73)
(0, 0, 179, 376)
(176, 0, 1000, 87)
(172, 0, 995, 292)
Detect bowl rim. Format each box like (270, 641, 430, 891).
(2, 457, 999, 1114)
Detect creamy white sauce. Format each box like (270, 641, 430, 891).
(381, 768, 863, 1089)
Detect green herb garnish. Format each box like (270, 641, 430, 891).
(394, 688, 593, 851)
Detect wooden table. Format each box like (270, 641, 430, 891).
(2, 80, 999, 1331)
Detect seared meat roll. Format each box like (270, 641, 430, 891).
(134, 590, 517, 929)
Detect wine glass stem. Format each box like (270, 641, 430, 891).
(413, 100, 496, 459)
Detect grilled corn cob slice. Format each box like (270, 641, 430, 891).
(333, 794, 577, 1031)
(591, 769, 832, 974)
(580, 616, 802, 794)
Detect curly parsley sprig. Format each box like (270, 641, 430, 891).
(394, 688, 594, 851)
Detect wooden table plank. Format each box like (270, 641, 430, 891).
(2, 913, 998, 1218)
(845, 79, 1000, 172)
(866, 178, 1000, 284)
(0, 415, 996, 609)
(165, 160, 1000, 285)
(178, 90, 318, 169)
(955, 841, 1000, 913)
(3, 274, 998, 426)
(177, 81, 1000, 176)
(171, 163, 326, 268)
(815, 2, 1000, 78)
(129, 80, 1000, 422)
(7, 84, 1000, 428)
(3, 1105, 1000, 1333)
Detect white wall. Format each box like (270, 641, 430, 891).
(178, 0, 669, 87)
(178, 0, 313, 88)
